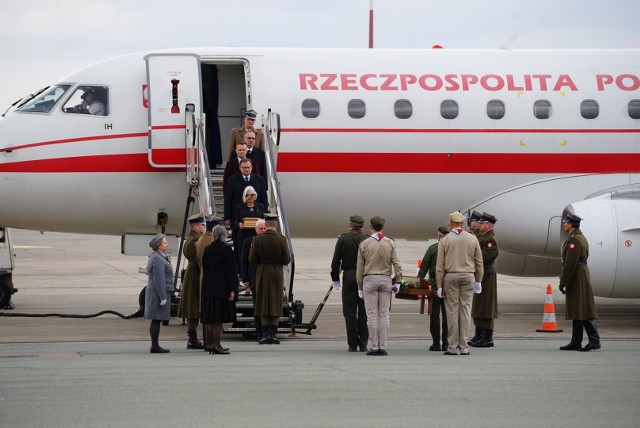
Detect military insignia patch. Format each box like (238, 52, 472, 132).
(487, 243, 493, 248)
(569, 243, 575, 249)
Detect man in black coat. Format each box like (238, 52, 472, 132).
(245, 131, 268, 188)
(224, 159, 268, 267)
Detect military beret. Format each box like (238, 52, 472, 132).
(349, 214, 365, 226)
(188, 213, 205, 224)
(449, 211, 465, 223)
(149, 233, 164, 249)
(370, 215, 385, 229)
(479, 212, 497, 224)
(438, 225, 450, 235)
(244, 109, 257, 119)
(562, 212, 582, 226)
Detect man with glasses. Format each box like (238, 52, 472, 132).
(226, 109, 265, 161)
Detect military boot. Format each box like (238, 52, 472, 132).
(258, 330, 270, 345)
(475, 328, 494, 348)
(271, 326, 280, 345)
(580, 320, 601, 352)
(468, 326, 483, 347)
(560, 320, 583, 350)
(186, 329, 205, 350)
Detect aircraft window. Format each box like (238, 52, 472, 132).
(394, 99, 412, 119)
(580, 99, 598, 119)
(440, 99, 459, 119)
(533, 100, 552, 119)
(301, 99, 320, 118)
(62, 86, 109, 116)
(348, 99, 366, 119)
(628, 100, 640, 119)
(17, 85, 71, 113)
(487, 100, 505, 120)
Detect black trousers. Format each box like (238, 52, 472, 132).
(342, 269, 368, 349)
(430, 296, 448, 344)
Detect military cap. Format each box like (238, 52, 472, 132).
(148, 233, 164, 249)
(438, 225, 450, 235)
(244, 109, 257, 119)
(370, 215, 386, 229)
(188, 213, 205, 224)
(264, 213, 279, 222)
(562, 212, 582, 226)
(349, 214, 365, 227)
(449, 211, 465, 223)
(479, 212, 498, 224)
(205, 216, 222, 229)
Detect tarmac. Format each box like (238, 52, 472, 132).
(1, 230, 640, 427)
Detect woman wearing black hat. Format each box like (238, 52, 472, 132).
(144, 233, 174, 353)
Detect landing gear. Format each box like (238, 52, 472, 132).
(0, 274, 15, 309)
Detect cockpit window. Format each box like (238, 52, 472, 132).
(62, 86, 109, 116)
(17, 85, 71, 113)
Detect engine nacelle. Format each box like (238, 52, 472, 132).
(565, 189, 640, 298)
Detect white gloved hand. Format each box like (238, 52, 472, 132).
(474, 282, 482, 294)
(159, 299, 167, 306)
(358, 290, 364, 299)
(391, 282, 400, 294)
(332, 281, 341, 291)
(437, 288, 443, 298)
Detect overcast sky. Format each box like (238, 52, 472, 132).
(1, 0, 639, 110)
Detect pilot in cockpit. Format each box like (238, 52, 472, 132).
(81, 90, 105, 115)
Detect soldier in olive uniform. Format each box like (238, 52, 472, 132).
(469, 212, 499, 348)
(177, 213, 206, 350)
(249, 214, 291, 345)
(331, 214, 370, 352)
(559, 212, 600, 352)
(226, 110, 265, 160)
(468, 210, 482, 237)
(417, 225, 450, 351)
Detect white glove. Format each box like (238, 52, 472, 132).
(358, 290, 364, 299)
(332, 281, 341, 291)
(159, 299, 167, 306)
(474, 282, 482, 294)
(391, 283, 400, 294)
(437, 288, 443, 298)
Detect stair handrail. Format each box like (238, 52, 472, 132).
(263, 110, 295, 303)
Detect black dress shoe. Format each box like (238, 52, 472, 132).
(150, 346, 170, 354)
(443, 351, 457, 355)
(213, 347, 230, 355)
(580, 342, 601, 352)
(429, 344, 441, 352)
(559, 342, 582, 351)
(366, 349, 379, 356)
(348, 347, 357, 352)
(378, 349, 388, 356)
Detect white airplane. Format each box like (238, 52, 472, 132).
(0, 47, 639, 304)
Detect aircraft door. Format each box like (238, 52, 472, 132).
(145, 53, 202, 167)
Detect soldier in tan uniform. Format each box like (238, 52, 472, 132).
(469, 212, 499, 348)
(559, 212, 600, 352)
(356, 216, 402, 356)
(226, 109, 265, 161)
(177, 213, 206, 350)
(436, 211, 483, 355)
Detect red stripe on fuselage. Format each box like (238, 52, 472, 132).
(276, 152, 640, 173)
(281, 128, 640, 134)
(0, 153, 185, 173)
(0, 132, 148, 153)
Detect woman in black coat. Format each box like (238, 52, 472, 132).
(234, 185, 265, 255)
(201, 225, 237, 354)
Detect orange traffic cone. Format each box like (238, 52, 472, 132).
(536, 284, 563, 333)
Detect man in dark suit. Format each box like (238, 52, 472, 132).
(224, 159, 268, 266)
(240, 219, 267, 340)
(245, 131, 268, 187)
(222, 141, 259, 192)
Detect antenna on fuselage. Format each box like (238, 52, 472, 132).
(369, 0, 374, 48)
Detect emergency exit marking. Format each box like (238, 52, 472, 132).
(625, 240, 632, 247)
